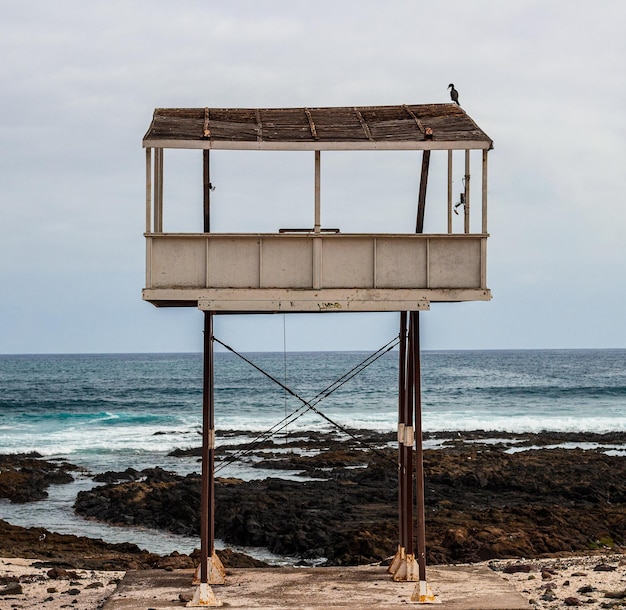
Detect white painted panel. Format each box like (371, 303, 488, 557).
(428, 238, 481, 288)
(375, 238, 428, 288)
(322, 237, 374, 288)
(146, 233, 487, 303)
(151, 238, 205, 287)
(260, 237, 313, 288)
(208, 237, 260, 288)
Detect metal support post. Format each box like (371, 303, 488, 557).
(189, 312, 224, 606)
(388, 313, 407, 576)
(390, 312, 419, 582)
(409, 311, 436, 604)
(404, 321, 415, 560)
(394, 149, 432, 583)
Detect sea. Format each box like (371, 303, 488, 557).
(1, 349, 625, 561)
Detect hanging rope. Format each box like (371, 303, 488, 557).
(212, 335, 400, 473)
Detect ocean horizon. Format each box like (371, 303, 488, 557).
(2, 348, 626, 455)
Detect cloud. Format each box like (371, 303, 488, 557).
(1, 0, 625, 352)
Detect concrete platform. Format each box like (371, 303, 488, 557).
(103, 565, 529, 609)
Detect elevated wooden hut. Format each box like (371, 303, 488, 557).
(141, 103, 493, 606)
(143, 104, 492, 312)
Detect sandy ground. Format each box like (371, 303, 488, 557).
(1, 554, 626, 609)
(0, 558, 124, 610)
(489, 554, 626, 609)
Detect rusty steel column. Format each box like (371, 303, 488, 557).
(200, 148, 213, 585)
(409, 310, 436, 603)
(404, 314, 415, 558)
(188, 152, 223, 608)
(389, 313, 408, 576)
(412, 311, 427, 581)
(398, 312, 407, 552)
(200, 311, 214, 583)
(391, 311, 419, 582)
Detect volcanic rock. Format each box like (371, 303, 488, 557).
(74, 436, 626, 566)
(0, 454, 81, 503)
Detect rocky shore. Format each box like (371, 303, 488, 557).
(2, 431, 626, 571)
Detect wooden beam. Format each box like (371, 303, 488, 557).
(202, 108, 211, 139)
(354, 107, 374, 141)
(304, 108, 319, 140)
(143, 139, 492, 152)
(255, 109, 263, 142)
(402, 104, 430, 136)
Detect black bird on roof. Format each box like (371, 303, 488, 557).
(448, 83, 460, 106)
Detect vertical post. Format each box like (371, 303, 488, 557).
(145, 148, 152, 233)
(482, 150, 488, 234)
(203, 150, 211, 233)
(314, 150, 321, 233)
(447, 150, 453, 234)
(412, 311, 427, 582)
(398, 311, 407, 553)
(409, 310, 436, 603)
(403, 319, 414, 559)
(416, 151, 430, 233)
(154, 148, 164, 232)
(391, 311, 419, 583)
(389, 313, 408, 577)
(202, 149, 212, 580)
(189, 150, 224, 608)
(188, 310, 222, 607)
(200, 311, 214, 584)
(464, 150, 470, 234)
(312, 150, 322, 289)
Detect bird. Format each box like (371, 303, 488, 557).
(38, 533, 46, 543)
(448, 83, 460, 106)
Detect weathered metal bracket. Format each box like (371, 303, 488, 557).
(192, 552, 226, 585)
(387, 544, 405, 576)
(410, 579, 439, 604)
(186, 582, 222, 607)
(390, 551, 419, 582)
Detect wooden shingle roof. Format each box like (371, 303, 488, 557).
(143, 104, 493, 151)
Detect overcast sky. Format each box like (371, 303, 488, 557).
(1, 1, 625, 354)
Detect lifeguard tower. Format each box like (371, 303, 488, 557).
(142, 103, 493, 606)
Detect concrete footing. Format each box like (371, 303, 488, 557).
(103, 565, 528, 610)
